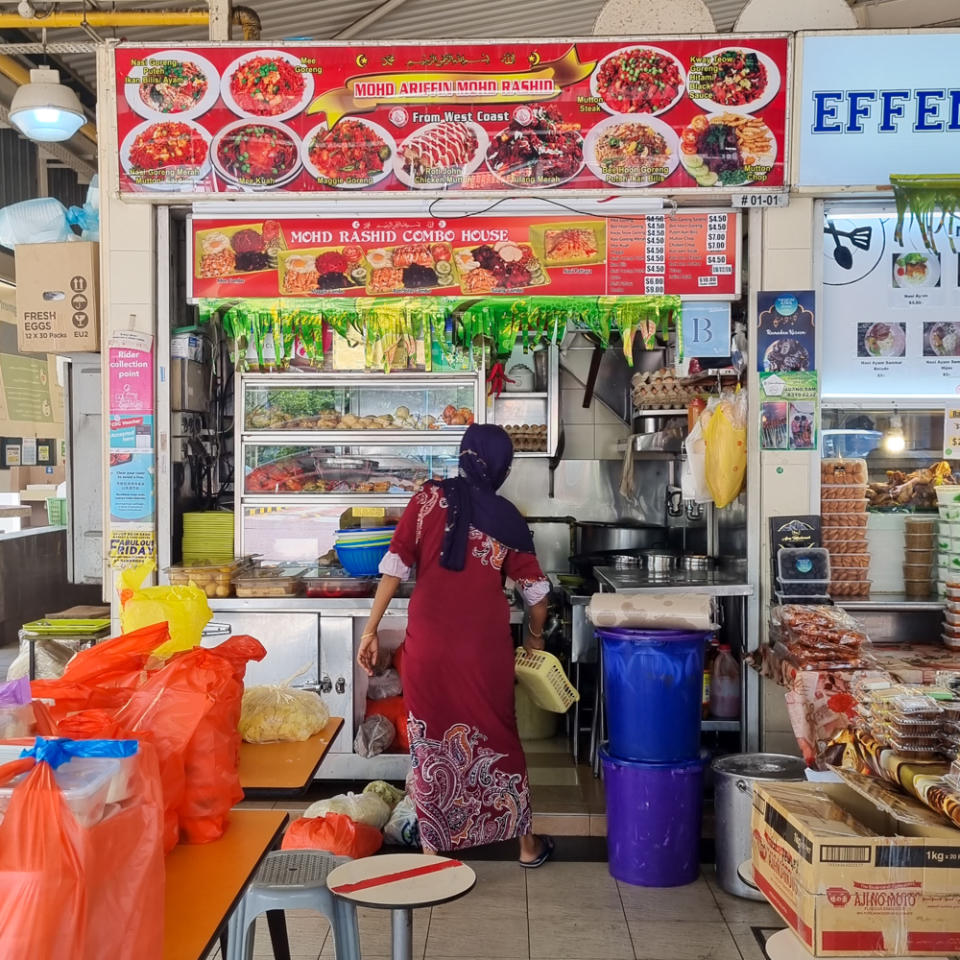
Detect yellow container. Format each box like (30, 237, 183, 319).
(514, 648, 579, 713)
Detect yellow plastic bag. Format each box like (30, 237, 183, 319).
(703, 391, 747, 509)
(119, 560, 211, 657)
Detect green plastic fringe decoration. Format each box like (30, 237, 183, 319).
(200, 295, 683, 368)
(890, 174, 960, 254)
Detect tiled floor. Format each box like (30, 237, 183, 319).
(203, 861, 785, 960)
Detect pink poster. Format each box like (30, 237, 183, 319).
(108, 331, 154, 415)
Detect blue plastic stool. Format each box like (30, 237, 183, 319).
(225, 850, 361, 960)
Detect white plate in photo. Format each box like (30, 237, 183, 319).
(584, 113, 679, 188)
(393, 121, 488, 190)
(211, 119, 303, 191)
(120, 117, 212, 191)
(220, 49, 315, 122)
(689, 47, 781, 115)
(590, 45, 686, 117)
(301, 117, 396, 190)
(893, 252, 940, 288)
(123, 49, 220, 121)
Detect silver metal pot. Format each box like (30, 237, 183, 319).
(681, 555, 715, 572)
(575, 521, 661, 556)
(712, 754, 807, 900)
(643, 551, 677, 572)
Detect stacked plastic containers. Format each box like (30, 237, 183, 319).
(902, 516, 937, 599)
(936, 485, 960, 601)
(820, 458, 871, 600)
(596, 626, 713, 887)
(855, 681, 960, 761)
(774, 547, 831, 604)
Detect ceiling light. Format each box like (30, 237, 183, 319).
(883, 414, 906, 453)
(9, 67, 85, 142)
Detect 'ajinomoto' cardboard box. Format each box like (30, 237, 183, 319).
(752, 781, 960, 956)
(15, 241, 100, 353)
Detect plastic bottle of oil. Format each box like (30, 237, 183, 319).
(709, 644, 741, 720)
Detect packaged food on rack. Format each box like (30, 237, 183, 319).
(878, 736, 945, 760)
(821, 482, 867, 501)
(873, 692, 942, 721)
(828, 579, 872, 597)
(771, 604, 869, 649)
(824, 538, 869, 555)
(822, 512, 869, 529)
(878, 714, 944, 740)
(302, 573, 374, 598)
(772, 641, 869, 671)
(821, 498, 869, 515)
(821, 458, 868, 484)
(233, 567, 306, 597)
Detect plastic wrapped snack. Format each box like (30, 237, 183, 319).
(383, 795, 420, 847)
(354, 715, 396, 758)
(367, 668, 403, 701)
(304, 791, 391, 830)
(363, 780, 405, 811)
(238, 684, 330, 743)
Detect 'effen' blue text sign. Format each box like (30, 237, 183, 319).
(798, 33, 960, 187)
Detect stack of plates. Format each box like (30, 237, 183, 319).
(335, 526, 394, 547)
(183, 511, 234, 564)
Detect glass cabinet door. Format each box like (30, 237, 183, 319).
(243, 443, 460, 495)
(243, 382, 476, 432)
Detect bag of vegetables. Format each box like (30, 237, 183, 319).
(239, 673, 330, 743)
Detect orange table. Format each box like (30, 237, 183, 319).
(163, 809, 288, 960)
(239, 717, 343, 799)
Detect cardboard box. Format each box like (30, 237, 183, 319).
(15, 241, 99, 353)
(752, 780, 960, 956)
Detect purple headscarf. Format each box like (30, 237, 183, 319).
(439, 424, 535, 571)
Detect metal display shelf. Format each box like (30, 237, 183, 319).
(594, 566, 754, 596)
(837, 593, 945, 613)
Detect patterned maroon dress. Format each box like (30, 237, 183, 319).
(380, 481, 549, 852)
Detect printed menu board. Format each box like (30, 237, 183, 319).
(821, 208, 960, 398)
(113, 37, 789, 196)
(188, 212, 739, 300)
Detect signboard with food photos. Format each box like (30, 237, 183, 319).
(114, 37, 789, 196)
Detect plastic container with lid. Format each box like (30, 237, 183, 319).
(881, 737, 944, 760)
(777, 578, 831, 596)
(302, 574, 374, 598)
(821, 498, 869, 515)
(821, 483, 867, 501)
(822, 513, 869, 530)
(774, 592, 831, 605)
(777, 548, 830, 582)
(876, 693, 942, 720)
(905, 516, 938, 532)
(832, 566, 874, 582)
(905, 546, 935, 562)
(165, 559, 251, 598)
(828, 580, 871, 597)
(821, 458, 867, 484)
(233, 567, 306, 597)
(826, 539, 869, 555)
(881, 715, 944, 739)
(0, 750, 121, 828)
(936, 485, 960, 507)
(944, 633, 960, 651)
(822, 526, 867, 542)
(906, 534, 936, 551)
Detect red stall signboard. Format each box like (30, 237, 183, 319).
(189, 212, 739, 300)
(114, 37, 788, 196)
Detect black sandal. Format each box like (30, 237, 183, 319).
(519, 835, 555, 869)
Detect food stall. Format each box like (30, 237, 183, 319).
(99, 34, 790, 778)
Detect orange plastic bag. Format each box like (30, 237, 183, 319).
(365, 695, 410, 751)
(0, 742, 164, 960)
(282, 811, 383, 858)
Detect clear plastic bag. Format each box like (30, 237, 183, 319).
(383, 795, 420, 847)
(363, 780, 404, 811)
(239, 681, 330, 743)
(681, 414, 711, 504)
(303, 791, 391, 830)
(354, 715, 395, 758)
(367, 668, 402, 701)
(7, 638, 80, 681)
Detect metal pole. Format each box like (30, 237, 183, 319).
(391, 908, 413, 960)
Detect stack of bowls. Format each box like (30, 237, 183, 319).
(904, 516, 937, 598)
(334, 527, 394, 577)
(936, 486, 960, 598)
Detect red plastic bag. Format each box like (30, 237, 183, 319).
(282, 811, 382, 858)
(392, 642, 405, 681)
(32, 622, 171, 720)
(0, 743, 164, 960)
(365, 695, 410, 751)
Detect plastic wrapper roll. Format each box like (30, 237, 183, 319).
(586, 592, 712, 630)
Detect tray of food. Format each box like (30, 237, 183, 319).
(303, 574, 375, 598)
(234, 566, 306, 598)
(365, 243, 457, 295)
(455, 243, 548, 294)
(195, 220, 284, 278)
(279, 246, 367, 295)
(164, 559, 254, 598)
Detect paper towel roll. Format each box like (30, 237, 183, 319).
(586, 592, 713, 630)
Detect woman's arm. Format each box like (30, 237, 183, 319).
(357, 575, 401, 676)
(525, 597, 548, 652)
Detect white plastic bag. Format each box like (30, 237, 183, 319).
(304, 791, 391, 830)
(354, 715, 395, 758)
(363, 780, 405, 811)
(239, 682, 330, 743)
(383, 796, 420, 847)
(367, 667, 402, 700)
(681, 415, 711, 504)
(6, 638, 80, 681)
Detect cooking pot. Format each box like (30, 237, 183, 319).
(681, 555, 715, 572)
(575, 521, 662, 556)
(644, 551, 677, 572)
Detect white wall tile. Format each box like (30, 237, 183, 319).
(562, 424, 595, 460)
(595, 422, 629, 461)
(561, 388, 594, 425)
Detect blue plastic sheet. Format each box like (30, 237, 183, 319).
(20, 737, 138, 770)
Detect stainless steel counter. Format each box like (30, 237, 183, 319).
(838, 593, 945, 613)
(594, 566, 754, 596)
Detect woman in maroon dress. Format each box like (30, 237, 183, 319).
(358, 424, 553, 865)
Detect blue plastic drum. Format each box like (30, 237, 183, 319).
(597, 627, 712, 763)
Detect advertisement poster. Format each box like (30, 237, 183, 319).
(109, 527, 157, 569)
(189, 211, 739, 300)
(944, 407, 960, 460)
(680, 302, 732, 358)
(109, 451, 156, 523)
(108, 332, 155, 416)
(0, 354, 54, 422)
(822, 210, 960, 398)
(110, 414, 155, 451)
(756, 290, 815, 373)
(760, 371, 818, 451)
(114, 37, 789, 196)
